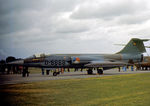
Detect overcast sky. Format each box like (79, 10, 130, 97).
(0, 0, 150, 59)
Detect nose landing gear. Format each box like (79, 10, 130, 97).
(53, 72, 60, 76)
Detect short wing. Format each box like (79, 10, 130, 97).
(7, 60, 24, 65)
(84, 60, 129, 68)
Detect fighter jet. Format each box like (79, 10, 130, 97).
(8, 38, 149, 76)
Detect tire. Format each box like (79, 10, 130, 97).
(53, 72, 57, 76)
(97, 69, 100, 74)
(97, 69, 103, 74)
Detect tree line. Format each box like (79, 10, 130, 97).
(0, 56, 22, 74)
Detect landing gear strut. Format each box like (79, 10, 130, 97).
(87, 69, 93, 74)
(22, 67, 29, 77)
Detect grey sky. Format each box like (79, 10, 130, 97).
(0, 0, 150, 59)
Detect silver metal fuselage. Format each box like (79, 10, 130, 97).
(14, 53, 142, 68)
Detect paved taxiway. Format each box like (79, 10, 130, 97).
(0, 69, 150, 85)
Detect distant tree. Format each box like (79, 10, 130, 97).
(5, 56, 16, 74)
(0, 60, 5, 64)
(0, 60, 6, 73)
(16, 58, 22, 60)
(6, 56, 16, 63)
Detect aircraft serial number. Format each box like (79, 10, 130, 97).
(45, 60, 65, 66)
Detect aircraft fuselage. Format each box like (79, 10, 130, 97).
(21, 53, 142, 68)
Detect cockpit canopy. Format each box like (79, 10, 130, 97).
(26, 53, 48, 59)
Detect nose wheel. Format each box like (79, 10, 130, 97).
(53, 72, 57, 76)
(53, 72, 60, 76)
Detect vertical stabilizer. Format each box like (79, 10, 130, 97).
(117, 38, 149, 54)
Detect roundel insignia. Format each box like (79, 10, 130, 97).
(133, 42, 136, 46)
(76, 57, 80, 62)
(73, 57, 76, 61)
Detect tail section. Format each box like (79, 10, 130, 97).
(117, 38, 149, 54)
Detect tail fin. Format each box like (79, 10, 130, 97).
(117, 38, 149, 54)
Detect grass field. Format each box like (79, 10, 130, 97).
(1, 73, 150, 106)
(28, 67, 42, 74)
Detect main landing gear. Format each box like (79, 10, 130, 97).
(87, 68, 93, 74)
(87, 68, 103, 75)
(97, 69, 103, 74)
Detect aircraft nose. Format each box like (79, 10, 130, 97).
(8, 59, 24, 65)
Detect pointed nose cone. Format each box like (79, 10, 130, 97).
(8, 59, 24, 65)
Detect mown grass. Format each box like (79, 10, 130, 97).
(28, 67, 42, 74)
(1, 73, 150, 106)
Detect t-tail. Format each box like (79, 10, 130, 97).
(117, 38, 149, 54)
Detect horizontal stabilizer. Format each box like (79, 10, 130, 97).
(114, 44, 150, 48)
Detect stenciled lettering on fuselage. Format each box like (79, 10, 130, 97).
(45, 60, 65, 66)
